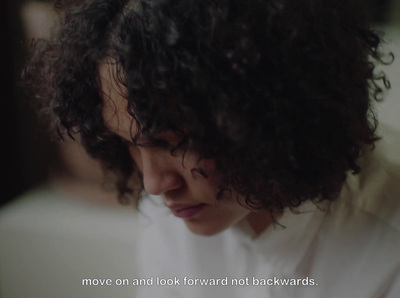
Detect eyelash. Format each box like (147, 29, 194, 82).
(123, 137, 207, 179)
(119, 132, 189, 162)
(124, 138, 181, 153)
(190, 168, 209, 178)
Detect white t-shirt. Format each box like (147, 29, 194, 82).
(134, 125, 400, 298)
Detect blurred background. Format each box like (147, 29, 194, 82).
(1, 2, 139, 297)
(0, 0, 399, 297)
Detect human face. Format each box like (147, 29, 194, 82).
(99, 62, 269, 236)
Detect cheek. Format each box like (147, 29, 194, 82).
(197, 159, 222, 185)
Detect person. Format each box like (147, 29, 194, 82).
(23, 0, 400, 297)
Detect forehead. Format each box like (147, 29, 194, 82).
(99, 62, 136, 141)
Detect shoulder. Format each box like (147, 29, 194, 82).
(306, 126, 400, 295)
(337, 123, 400, 232)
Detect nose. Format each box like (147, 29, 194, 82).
(132, 147, 184, 195)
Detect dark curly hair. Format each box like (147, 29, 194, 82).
(23, 0, 392, 213)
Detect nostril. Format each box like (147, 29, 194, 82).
(143, 173, 183, 196)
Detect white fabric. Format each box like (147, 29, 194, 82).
(135, 124, 400, 298)
(0, 188, 139, 298)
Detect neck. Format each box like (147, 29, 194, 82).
(246, 211, 274, 235)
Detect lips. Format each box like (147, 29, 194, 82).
(167, 203, 206, 219)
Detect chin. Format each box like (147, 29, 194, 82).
(184, 220, 231, 236)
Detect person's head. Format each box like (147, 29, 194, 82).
(24, 0, 389, 235)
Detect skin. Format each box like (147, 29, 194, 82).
(100, 61, 272, 236)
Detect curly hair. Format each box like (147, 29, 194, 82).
(23, 0, 391, 213)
